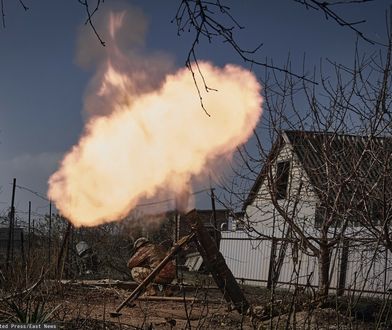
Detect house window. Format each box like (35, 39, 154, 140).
(276, 161, 290, 200)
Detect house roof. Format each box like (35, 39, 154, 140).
(244, 130, 392, 210)
(243, 133, 285, 210)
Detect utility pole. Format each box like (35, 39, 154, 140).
(6, 178, 16, 271)
(28, 201, 31, 260)
(210, 187, 219, 247)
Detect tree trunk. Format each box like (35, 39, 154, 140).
(318, 242, 330, 303)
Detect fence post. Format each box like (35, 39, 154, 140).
(6, 178, 16, 272)
(20, 231, 26, 265)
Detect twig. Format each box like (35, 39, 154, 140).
(78, 0, 105, 46)
(294, 0, 384, 46)
(2, 268, 46, 301)
(18, 0, 28, 11)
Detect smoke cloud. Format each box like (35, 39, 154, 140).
(48, 5, 262, 227)
(75, 2, 174, 118)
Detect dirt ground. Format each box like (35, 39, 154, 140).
(0, 278, 388, 329)
(47, 281, 252, 329)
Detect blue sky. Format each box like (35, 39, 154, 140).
(0, 0, 388, 221)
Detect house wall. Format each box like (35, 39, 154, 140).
(246, 142, 318, 237)
(236, 142, 321, 289)
(220, 140, 392, 296)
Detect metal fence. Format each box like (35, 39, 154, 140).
(220, 229, 392, 297)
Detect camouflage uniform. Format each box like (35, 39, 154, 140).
(127, 242, 176, 285)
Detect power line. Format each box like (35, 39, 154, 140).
(12, 182, 212, 209)
(134, 188, 211, 208)
(13, 184, 49, 202)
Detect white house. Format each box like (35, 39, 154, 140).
(220, 130, 392, 296)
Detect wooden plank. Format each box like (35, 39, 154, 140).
(138, 296, 196, 302)
(59, 279, 138, 290)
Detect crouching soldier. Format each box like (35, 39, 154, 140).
(127, 237, 176, 296)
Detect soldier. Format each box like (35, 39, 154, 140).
(127, 237, 175, 295)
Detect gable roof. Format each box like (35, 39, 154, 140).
(244, 130, 392, 210)
(243, 133, 285, 210)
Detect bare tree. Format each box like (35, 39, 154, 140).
(220, 17, 392, 302)
(2, 1, 378, 78)
(173, 0, 380, 93)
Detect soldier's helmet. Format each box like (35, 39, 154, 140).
(134, 237, 149, 249)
